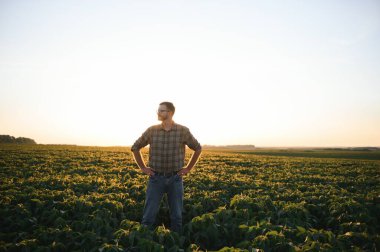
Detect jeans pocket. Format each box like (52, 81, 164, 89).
(174, 174, 182, 182)
(149, 175, 158, 183)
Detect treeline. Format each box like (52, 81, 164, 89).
(0, 135, 37, 144)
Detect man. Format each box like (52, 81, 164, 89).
(131, 101, 202, 233)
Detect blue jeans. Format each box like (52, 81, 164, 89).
(141, 174, 184, 233)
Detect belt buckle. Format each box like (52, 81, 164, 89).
(156, 171, 177, 177)
(165, 171, 176, 177)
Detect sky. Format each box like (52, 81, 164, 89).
(1, 0, 379, 147)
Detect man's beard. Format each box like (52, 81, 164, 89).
(158, 115, 165, 121)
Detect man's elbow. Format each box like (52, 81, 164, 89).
(131, 147, 140, 155)
(195, 146, 202, 154)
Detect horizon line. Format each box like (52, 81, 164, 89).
(27, 143, 380, 149)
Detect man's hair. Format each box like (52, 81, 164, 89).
(160, 101, 175, 114)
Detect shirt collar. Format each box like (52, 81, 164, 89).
(160, 121, 177, 131)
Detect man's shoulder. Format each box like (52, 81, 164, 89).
(174, 123, 189, 131)
(147, 124, 162, 131)
(145, 123, 190, 132)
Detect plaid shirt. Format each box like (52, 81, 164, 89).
(131, 122, 201, 173)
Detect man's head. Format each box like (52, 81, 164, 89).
(157, 101, 175, 121)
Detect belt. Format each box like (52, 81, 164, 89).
(153, 171, 179, 177)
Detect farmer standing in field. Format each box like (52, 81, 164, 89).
(131, 101, 202, 233)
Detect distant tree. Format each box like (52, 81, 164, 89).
(0, 135, 37, 144)
(0, 135, 15, 143)
(15, 137, 37, 144)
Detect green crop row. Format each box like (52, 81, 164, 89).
(0, 145, 379, 251)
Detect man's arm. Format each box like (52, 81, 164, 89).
(178, 148, 202, 177)
(132, 149, 155, 176)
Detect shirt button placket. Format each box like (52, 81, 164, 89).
(163, 131, 167, 172)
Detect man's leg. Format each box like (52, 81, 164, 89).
(141, 175, 164, 229)
(167, 174, 184, 233)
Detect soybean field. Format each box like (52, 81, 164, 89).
(0, 145, 379, 251)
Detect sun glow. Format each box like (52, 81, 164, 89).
(1, 1, 379, 147)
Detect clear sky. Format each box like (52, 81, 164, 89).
(1, 0, 379, 147)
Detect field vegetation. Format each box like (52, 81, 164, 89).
(0, 144, 379, 251)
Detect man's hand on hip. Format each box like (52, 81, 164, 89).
(177, 167, 191, 177)
(141, 167, 155, 176)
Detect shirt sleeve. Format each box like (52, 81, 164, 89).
(131, 128, 150, 152)
(184, 129, 202, 151)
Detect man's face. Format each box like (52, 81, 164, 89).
(157, 105, 171, 121)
